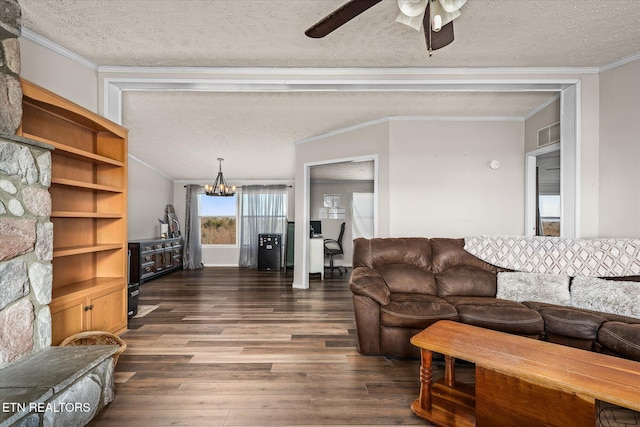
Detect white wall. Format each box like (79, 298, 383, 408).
(525, 99, 561, 152)
(128, 157, 175, 240)
(19, 37, 98, 112)
(599, 59, 640, 238)
(389, 119, 525, 237)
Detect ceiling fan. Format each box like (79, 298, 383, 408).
(305, 0, 467, 56)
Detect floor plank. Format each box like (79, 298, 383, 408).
(89, 267, 445, 426)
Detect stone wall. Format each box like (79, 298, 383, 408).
(0, 0, 54, 369)
(0, 133, 53, 369)
(1, 0, 22, 134)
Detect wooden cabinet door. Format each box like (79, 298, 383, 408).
(50, 295, 86, 345)
(88, 286, 127, 333)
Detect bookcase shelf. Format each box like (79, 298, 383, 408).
(22, 132, 124, 166)
(51, 211, 124, 219)
(19, 79, 129, 345)
(51, 177, 124, 193)
(53, 244, 123, 258)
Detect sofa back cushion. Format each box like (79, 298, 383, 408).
(437, 266, 497, 297)
(571, 276, 640, 319)
(353, 238, 436, 294)
(377, 264, 438, 295)
(431, 238, 500, 297)
(352, 237, 432, 269)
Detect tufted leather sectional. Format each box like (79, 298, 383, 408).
(349, 237, 640, 361)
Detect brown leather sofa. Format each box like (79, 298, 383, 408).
(349, 237, 640, 361)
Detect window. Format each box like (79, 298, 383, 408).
(198, 193, 238, 245)
(539, 194, 560, 237)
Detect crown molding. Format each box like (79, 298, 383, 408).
(128, 153, 174, 180)
(22, 26, 637, 78)
(295, 115, 523, 146)
(599, 52, 640, 73)
(98, 65, 601, 76)
(20, 27, 98, 71)
(523, 93, 561, 120)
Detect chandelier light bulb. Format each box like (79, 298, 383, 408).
(432, 14, 442, 32)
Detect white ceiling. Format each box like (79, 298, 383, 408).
(19, 0, 640, 181)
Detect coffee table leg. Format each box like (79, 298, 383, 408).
(445, 355, 455, 387)
(418, 348, 433, 411)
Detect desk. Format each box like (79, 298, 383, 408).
(309, 237, 324, 279)
(410, 320, 640, 427)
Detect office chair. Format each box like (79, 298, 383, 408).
(324, 222, 346, 275)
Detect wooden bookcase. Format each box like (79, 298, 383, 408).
(19, 79, 129, 345)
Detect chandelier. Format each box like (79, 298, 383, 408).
(205, 158, 236, 197)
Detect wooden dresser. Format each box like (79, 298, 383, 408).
(129, 237, 183, 284)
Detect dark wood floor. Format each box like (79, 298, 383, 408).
(89, 267, 450, 426)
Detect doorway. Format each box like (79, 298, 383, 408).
(308, 159, 376, 271)
(525, 143, 561, 236)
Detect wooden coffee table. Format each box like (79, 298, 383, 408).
(410, 320, 640, 427)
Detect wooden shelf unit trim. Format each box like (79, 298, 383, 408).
(53, 244, 123, 258)
(52, 277, 125, 300)
(51, 211, 123, 219)
(20, 79, 128, 138)
(22, 132, 124, 167)
(51, 177, 123, 193)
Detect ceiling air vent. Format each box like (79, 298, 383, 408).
(538, 121, 560, 147)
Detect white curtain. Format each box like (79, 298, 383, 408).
(183, 184, 203, 270)
(239, 185, 288, 268)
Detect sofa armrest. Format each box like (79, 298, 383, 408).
(349, 267, 391, 306)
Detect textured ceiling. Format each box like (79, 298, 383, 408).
(18, 0, 640, 181)
(123, 90, 556, 181)
(20, 0, 640, 68)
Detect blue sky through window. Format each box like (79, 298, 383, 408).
(199, 194, 237, 216)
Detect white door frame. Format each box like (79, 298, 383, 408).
(525, 83, 580, 238)
(525, 143, 560, 236)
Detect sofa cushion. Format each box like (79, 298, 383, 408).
(497, 272, 570, 305)
(352, 237, 432, 269)
(571, 276, 640, 318)
(380, 293, 457, 329)
(537, 306, 606, 340)
(444, 297, 543, 335)
(598, 322, 640, 361)
(378, 264, 437, 295)
(436, 266, 497, 297)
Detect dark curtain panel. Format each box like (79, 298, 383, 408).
(183, 184, 203, 270)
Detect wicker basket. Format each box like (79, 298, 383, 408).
(59, 331, 127, 365)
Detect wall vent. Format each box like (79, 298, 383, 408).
(538, 121, 561, 147)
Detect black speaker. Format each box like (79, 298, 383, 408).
(258, 234, 281, 271)
(127, 283, 140, 318)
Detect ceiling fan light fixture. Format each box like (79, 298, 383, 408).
(430, 0, 464, 27)
(397, 0, 428, 17)
(396, 0, 427, 30)
(432, 14, 442, 32)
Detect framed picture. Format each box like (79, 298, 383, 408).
(324, 194, 340, 208)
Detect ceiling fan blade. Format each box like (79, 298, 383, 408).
(305, 0, 384, 38)
(423, 1, 455, 53)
